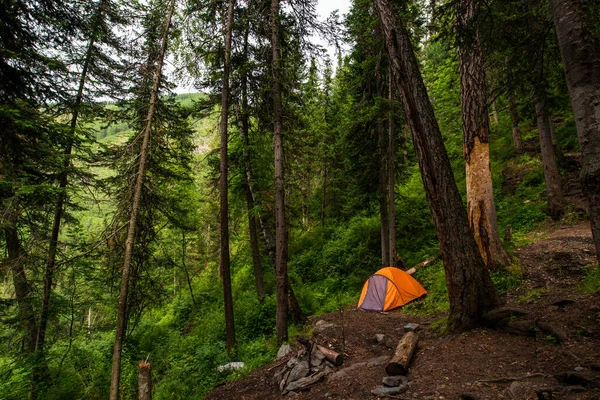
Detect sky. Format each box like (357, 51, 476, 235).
(315, 0, 352, 61)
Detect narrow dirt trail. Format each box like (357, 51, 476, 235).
(206, 222, 600, 400)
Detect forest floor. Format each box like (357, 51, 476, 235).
(206, 220, 600, 400)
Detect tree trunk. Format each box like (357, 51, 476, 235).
(456, 0, 510, 269)
(138, 362, 152, 400)
(109, 1, 175, 398)
(549, 0, 600, 263)
(508, 90, 524, 153)
(33, 4, 106, 396)
(271, 0, 288, 344)
(388, 69, 397, 267)
(525, 0, 564, 221)
(237, 19, 264, 301)
(534, 89, 565, 220)
(219, 0, 236, 357)
(378, 72, 390, 267)
(4, 222, 36, 354)
(373, 0, 500, 331)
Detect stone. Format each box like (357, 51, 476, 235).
(329, 362, 367, 380)
(574, 366, 584, 372)
(367, 355, 390, 367)
(384, 336, 396, 349)
(313, 320, 337, 334)
(287, 361, 309, 385)
(371, 384, 408, 396)
(277, 344, 292, 359)
(216, 361, 245, 373)
(285, 371, 326, 393)
(404, 323, 420, 332)
(374, 333, 385, 343)
(382, 375, 408, 387)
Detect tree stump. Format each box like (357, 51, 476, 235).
(386, 332, 418, 376)
(138, 362, 152, 400)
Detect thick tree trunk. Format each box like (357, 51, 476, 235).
(388, 70, 397, 267)
(374, 0, 500, 331)
(219, 0, 236, 357)
(534, 89, 565, 220)
(508, 90, 524, 153)
(109, 1, 175, 398)
(377, 73, 390, 267)
(270, 0, 288, 344)
(4, 222, 36, 354)
(549, 0, 600, 262)
(456, 0, 510, 269)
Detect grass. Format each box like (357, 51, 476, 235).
(578, 264, 600, 293)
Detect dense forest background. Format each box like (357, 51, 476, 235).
(1, 0, 599, 398)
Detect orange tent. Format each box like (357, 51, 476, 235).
(357, 267, 427, 312)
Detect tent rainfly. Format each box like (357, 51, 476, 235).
(358, 267, 427, 312)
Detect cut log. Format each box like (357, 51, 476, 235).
(315, 345, 342, 366)
(386, 332, 418, 376)
(138, 362, 152, 400)
(406, 253, 441, 275)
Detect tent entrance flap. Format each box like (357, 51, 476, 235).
(360, 275, 389, 311)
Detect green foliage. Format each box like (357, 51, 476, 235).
(578, 264, 600, 293)
(403, 261, 449, 315)
(490, 265, 523, 294)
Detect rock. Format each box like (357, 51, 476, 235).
(371, 384, 408, 396)
(277, 344, 292, 359)
(329, 362, 367, 380)
(574, 366, 584, 372)
(404, 323, 420, 332)
(216, 361, 245, 373)
(508, 381, 526, 399)
(367, 355, 390, 367)
(374, 333, 386, 343)
(313, 320, 337, 334)
(382, 375, 408, 387)
(273, 367, 286, 386)
(286, 361, 309, 386)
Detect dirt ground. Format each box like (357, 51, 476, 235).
(206, 221, 600, 400)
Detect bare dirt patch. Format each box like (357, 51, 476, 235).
(206, 222, 600, 400)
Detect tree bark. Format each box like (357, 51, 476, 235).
(373, 0, 500, 331)
(270, 0, 288, 344)
(388, 69, 397, 267)
(109, 1, 175, 398)
(386, 331, 418, 376)
(525, 0, 564, 221)
(549, 0, 600, 263)
(4, 221, 36, 354)
(138, 362, 152, 400)
(456, 0, 510, 269)
(219, 0, 236, 358)
(508, 89, 524, 153)
(534, 88, 564, 220)
(236, 66, 265, 302)
(377, 69, 390, 267)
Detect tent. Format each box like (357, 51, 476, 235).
(357, 267, 427, 312)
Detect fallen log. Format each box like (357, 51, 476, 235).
(406, 253, 441, 275)
(315, 345, 343, 366)
(386, 332, 418, 376)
